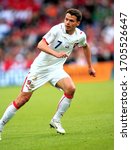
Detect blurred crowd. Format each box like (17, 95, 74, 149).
(0, 0, 114, 72)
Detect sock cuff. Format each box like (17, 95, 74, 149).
(64, 93, 73, 99)
(13, 101, 19, 109)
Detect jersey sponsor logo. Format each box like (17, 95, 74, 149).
(65, 45, 69, 49)
(73, 43, 79, 48)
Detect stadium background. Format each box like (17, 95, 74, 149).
(0, 0, 114, 86)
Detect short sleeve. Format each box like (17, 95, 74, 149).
(43, 26, 57, 44)
(78, 32, 87, 47)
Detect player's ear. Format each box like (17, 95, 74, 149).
(76, 21, 80, 27)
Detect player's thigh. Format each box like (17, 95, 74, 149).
(49, 69, 75, 94)
(22, 71, 51, 92)
(56, 77, 76, 93)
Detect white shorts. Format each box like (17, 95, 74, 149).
(21, 68, 70, 92)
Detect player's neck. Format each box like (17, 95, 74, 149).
(66, 29, 75, 35)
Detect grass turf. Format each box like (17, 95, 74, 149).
(0, 80, 114, 150)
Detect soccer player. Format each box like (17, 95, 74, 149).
(0, 8, 96, 140)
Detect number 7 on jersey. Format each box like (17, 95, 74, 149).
(55, 40, 62, 49)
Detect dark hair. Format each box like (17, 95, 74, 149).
(66, 8, 82, 22)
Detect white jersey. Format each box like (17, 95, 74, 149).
(30, 23, 87, 72)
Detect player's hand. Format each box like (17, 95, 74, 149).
(55, 52, 69, 58)
(88, 66, 96, 77)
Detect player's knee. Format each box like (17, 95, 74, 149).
(71, 86, 76, 94)
(66, 85, 76, 96)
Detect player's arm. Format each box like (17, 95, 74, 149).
(82, 44, 96, 77)
(37, 39, 68, 58)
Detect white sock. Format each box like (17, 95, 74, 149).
(52, 94, 73, 122)
(0, 102, 17, 126)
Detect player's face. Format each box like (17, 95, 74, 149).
(64, 13, 80, 34)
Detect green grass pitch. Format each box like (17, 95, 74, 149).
(0, 80, 114, 150)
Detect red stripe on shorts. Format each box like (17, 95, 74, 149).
(21, 73, 29, 92)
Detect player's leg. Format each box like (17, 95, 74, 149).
(53, 77, 75, 121)
(50, 77, 75, 134)
(0, 92, 32, 137)
(0, 70, 51, 139)
(0, 71, 35, 140)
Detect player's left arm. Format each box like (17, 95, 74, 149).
(82, 44, 96, 77)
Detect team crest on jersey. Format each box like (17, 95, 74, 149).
(27, 80, 31, 85)
(26, 80, 34, 90)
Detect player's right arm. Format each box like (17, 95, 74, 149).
(37, 39, 68, 58)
